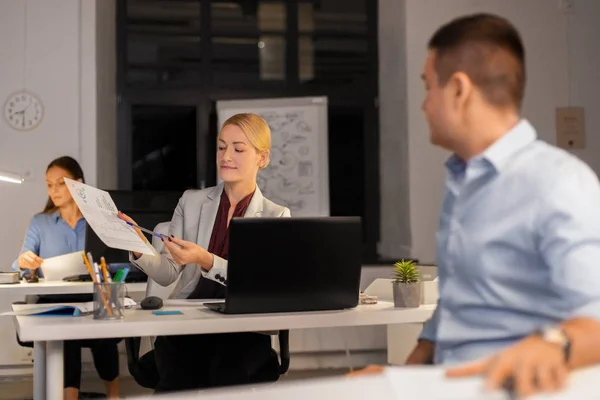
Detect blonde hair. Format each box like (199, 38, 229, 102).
(219, 113, 271, 168)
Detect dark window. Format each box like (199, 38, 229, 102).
(131, 105, 198, 190)
(125, 0, 203, 87)
(117, 0, 380, 261)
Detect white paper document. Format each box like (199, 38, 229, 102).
(64, 178, 156, 256)
(149, 365, 599, 400)
(40, 251, 89, 281)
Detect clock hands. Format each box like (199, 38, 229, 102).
(13, 109, 25, 128)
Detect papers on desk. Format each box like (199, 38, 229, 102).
(64, 179, 157, 256)
(40, 251, 89, 281)
(3, 298, 137, 317)
(150, 366, 597, 400)
(146, 366, 506, 400)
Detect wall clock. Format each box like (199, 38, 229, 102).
(4, 91, 44, 131)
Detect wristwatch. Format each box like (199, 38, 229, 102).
(536, 325, 571, 364)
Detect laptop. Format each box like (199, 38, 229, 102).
(204, 217, 362, 314)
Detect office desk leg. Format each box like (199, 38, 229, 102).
(46, 341, 64, 400)
(33, 341, 46, 400)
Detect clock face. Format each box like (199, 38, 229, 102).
(4, 92, 44, 131)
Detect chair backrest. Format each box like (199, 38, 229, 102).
(144, 221, 179, 299)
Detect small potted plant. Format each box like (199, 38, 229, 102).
(392, 259, 421, 308)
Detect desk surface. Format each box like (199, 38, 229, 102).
(0, 279, 146, 295)
(13, 301, 435, 342)
(145, 365, 600, 400)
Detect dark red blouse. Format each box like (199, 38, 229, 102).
(207, 190, 255, 258)
(187, 189, 254, 299)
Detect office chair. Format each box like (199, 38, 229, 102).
(124, 222, 291, 389)
(125, 325, 291, 389)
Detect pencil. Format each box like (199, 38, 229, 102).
(100, 257, 112, 300)
(82, 253, 113, 317)
(100, 257, 109, 283)
(82, 253, 95, 282)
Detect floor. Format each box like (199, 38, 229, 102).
(0, 369, 347, 399)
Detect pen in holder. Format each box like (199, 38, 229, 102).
(94, 282, 125, 320)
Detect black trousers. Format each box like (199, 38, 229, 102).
(35, 295, 120, 389)
(153, 332, 278, 393)
(63, 339, 120, 389)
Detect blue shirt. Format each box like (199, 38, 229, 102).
(12, 211, 86, 277)
(420, 119, 600, 365)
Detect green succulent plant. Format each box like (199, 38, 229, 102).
(393, 259, 420, 284)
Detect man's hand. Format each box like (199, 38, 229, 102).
(345, 365, 385, 377)
(346, 339, 435, 378)
(18, 251, 43, 270)
(446, 335, 568, 398)
(162, 236, 213, 269)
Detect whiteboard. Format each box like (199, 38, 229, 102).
(216, 97, 329, 217)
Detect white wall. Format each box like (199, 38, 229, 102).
(0, 0, 115, 270)
(402, 0, 600, 262)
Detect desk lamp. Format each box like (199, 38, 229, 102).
(0, 171, 24, 184)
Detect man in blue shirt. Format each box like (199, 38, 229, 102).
(351, 13, 600, 397)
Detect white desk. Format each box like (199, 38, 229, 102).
(0, 280, 146, 296)
(12, 301, 434, 399)
(0, 280, 147, 377)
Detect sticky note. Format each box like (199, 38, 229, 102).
(152, 310, 183, 315)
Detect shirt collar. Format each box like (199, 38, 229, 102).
(51, 210, 61, 224)
(479, 119, 537, 172)
(445, 119, 537, 176)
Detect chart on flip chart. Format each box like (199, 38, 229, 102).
(217, 96, 329, 217)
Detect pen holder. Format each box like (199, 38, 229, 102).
(93, 282, 125, 320)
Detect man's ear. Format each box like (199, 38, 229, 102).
(77, 178, 83, 183)
(449, 71, 473, 109)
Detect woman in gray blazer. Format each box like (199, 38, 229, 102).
(119, 113, 290, 392)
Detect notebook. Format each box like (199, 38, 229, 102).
(2, 298, 137, 317)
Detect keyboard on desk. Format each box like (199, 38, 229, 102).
(204, 302, 226, 313)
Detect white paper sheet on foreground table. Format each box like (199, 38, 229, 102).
(143, 365, 600, 400)
(64, 178, 156, 256)
(145, 366, 503, 400)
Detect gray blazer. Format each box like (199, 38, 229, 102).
(131, 183, 291, 299)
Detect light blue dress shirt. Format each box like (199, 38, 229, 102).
(11, 211, 86, 277)
(420, 119, 600, 365)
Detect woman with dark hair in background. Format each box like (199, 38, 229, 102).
(12, 156, 120, 399)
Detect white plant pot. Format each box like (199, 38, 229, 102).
(392, 282, 422, 308)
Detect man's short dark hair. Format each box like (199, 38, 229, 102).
(428, 13, 525, 109)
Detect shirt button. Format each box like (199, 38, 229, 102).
(215, 274, 221, 280)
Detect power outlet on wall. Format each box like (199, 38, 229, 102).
(559, 0, 575, 13)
